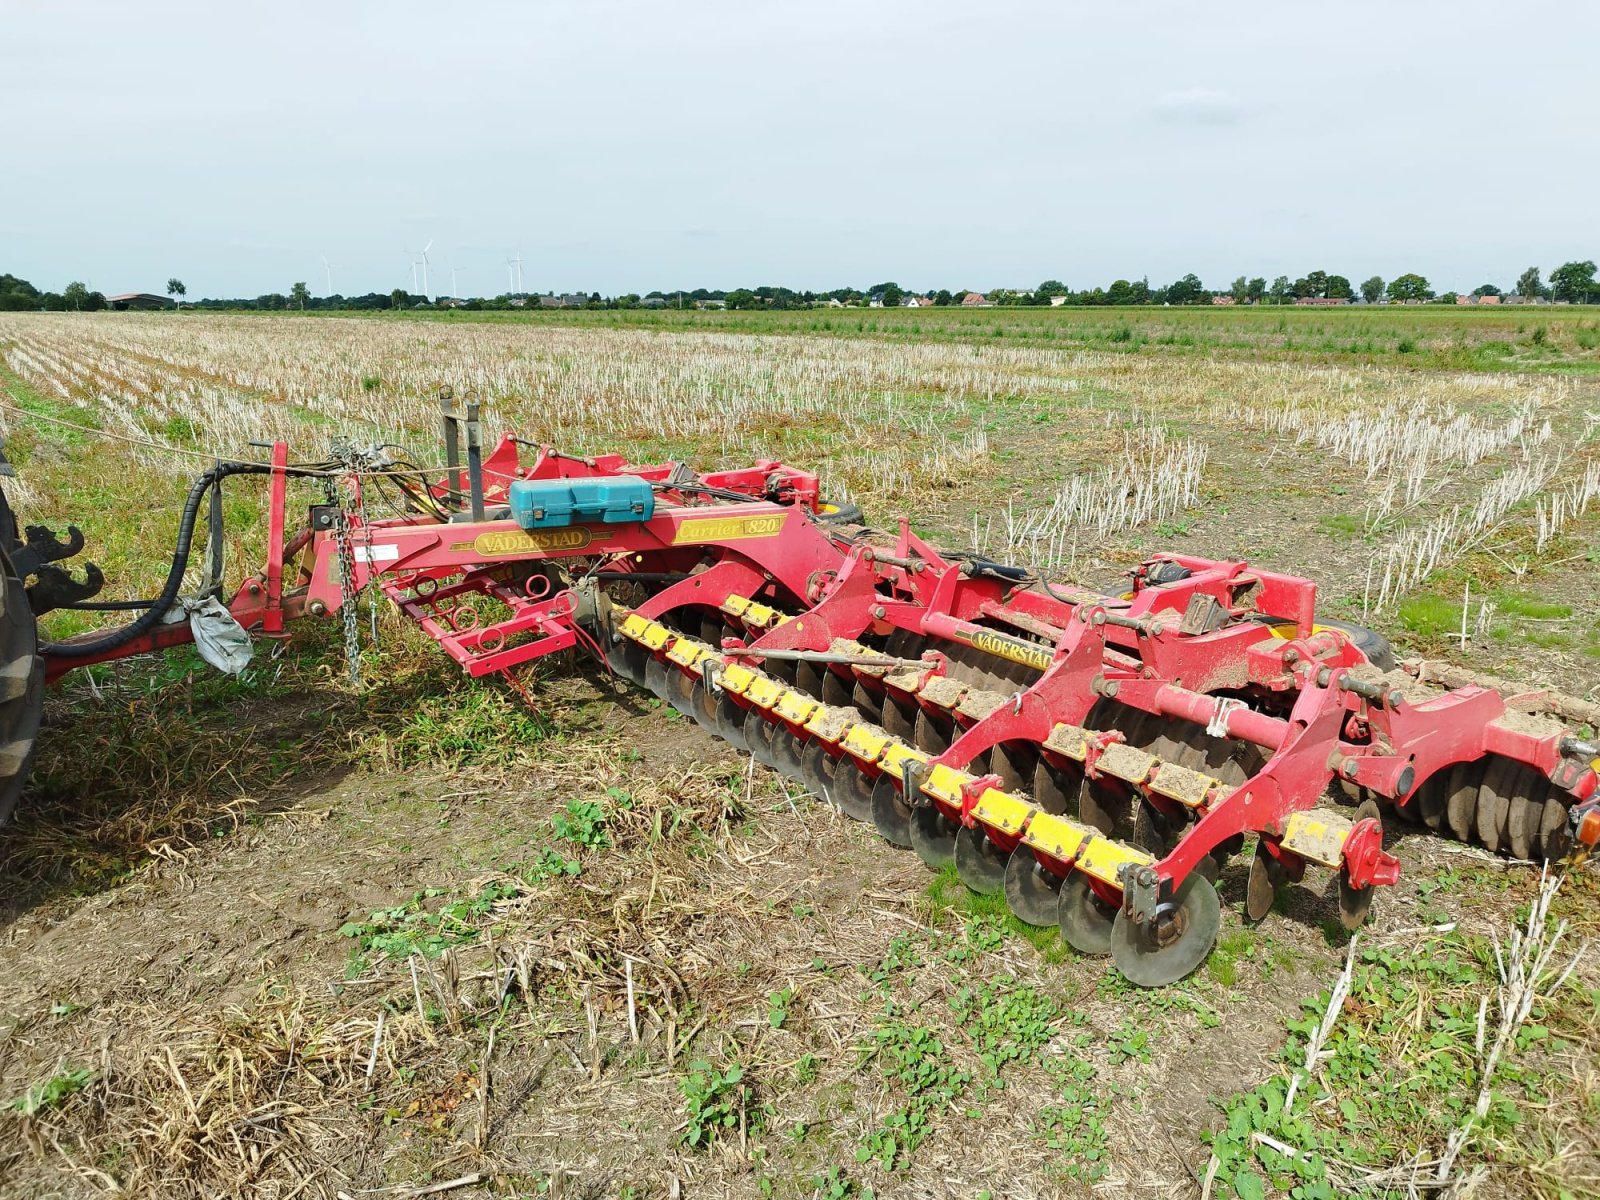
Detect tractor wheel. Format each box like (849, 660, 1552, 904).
(815, 500, 865, 525)
(0, 486, 44, 827)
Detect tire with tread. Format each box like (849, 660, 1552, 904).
(0, 485, 44, 827)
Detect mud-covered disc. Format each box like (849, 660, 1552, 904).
(1538, 795, 1571, 861)
(953, 824, 1007, 895)
(1110, 874, 1222, 987)
(909, 805, 958, 871)
(1445, 761, 1479, 842)
(1476, 759, 1515, 854)
(1003, 848, 1062, 927)
(1505, 776, 1546, 862)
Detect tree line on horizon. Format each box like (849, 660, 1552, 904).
(2, 260, 1596, 314)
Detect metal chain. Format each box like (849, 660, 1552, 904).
(323, 476, 363, 685)
(355, 471, 380, 649)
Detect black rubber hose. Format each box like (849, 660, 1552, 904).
(41, 461, 283, 659)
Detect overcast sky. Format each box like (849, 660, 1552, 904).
(4, 1, 1595, 299)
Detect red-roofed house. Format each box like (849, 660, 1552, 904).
(961, 292, 990, 307)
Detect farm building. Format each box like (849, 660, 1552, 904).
(961, 292, 991, 307)
(1211, 295, 1237, 305)
(1294, 296, 1349, 306)
(105, 292, 173, 311)
(904, 295, 936, 307)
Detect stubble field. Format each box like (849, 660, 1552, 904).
(0, 307, 1596, 1200)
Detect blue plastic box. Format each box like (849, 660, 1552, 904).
(508, 475, 655, 530)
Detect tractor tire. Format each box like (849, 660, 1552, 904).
(0, 485, 44, 827)
(815, 500, 866, 525)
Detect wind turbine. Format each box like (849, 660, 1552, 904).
(320, 255, 333, 297)
(508, 250, 524, 294)
(406, 239, 434, 300)
(450, 266, 459, 301)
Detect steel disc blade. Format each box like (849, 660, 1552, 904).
(743, 707, 780, 768)
(1110, 874, 1221, 987)
(766, 657, 798, 685)
(832, 758, 875, 822)
(822, 669, 853, 707)
(954, 825, 1007, 895)
(664, 666, 699, 717)
(908, 805, 958, 871)
(698, 615, 724, 647)
(799, 739, 839, 807)
(1134, 801, 1183, 858)
(1033, 756, 1078, 816)
(1245, 842, 1285, 922)
(715, 692, 751, 752)
(1003, 848, 1062, 927)
(992, 742, 1036, 795)
(606, 637, 647, 685)
(1057, 873, 1116, 956)
(882, 695, 916, 740)
(795, 660, 826, 700)
(643, 655, 671, 703)
(851, 680, 884, 725)
(1446, 761, 1480, 841)
(871, 774, 913, 847)
(1476, 759, 1515, 853)
(1337, 799, 1382, 931)
(1077, 778, 1121, 837)
(912, 708, 949, 754)
(771, 728, 809, 783)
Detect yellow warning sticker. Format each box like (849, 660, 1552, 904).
(459, 527, 593, 557)
(671, 514, 788, 545)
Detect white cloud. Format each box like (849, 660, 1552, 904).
(1150, 88, 1248, 126)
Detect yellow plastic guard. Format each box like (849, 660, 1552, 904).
(720, 663, 757, 696)
(1020, 811, 1152, 887)
(879, 742, 927, 781)
(923, 763, 970, 805)
(744, 602, 778, 627)
(620, 613, 652, 640)
(639, 622, 672, 651)
(773, 690, 818, 724)
(666, 639, 708, 668)
(972, 789, 1030, 835)
(1021, 811, 1090, 862)
(1044, 723, 1091, 761)
(1281, 810, 1352, 868)
(1075, 837, 1151, 886)
(722, 595, 752, 617)
(842, 724, 890, 764)
(745, 676, 786, 709)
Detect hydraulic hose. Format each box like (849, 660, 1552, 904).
(41, 461, 285, 659)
